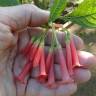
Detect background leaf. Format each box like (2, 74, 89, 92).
(34, 0, 50, 9)
(49, 0, 67, 22)
(0, 0, 19, 6)
(18, 0, 33, 4)
(63, 0, 96, 28)
(18, 0, 22, 4)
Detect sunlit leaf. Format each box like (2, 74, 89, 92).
(63, 0, 96, 28)
(18, 0, 33, 4)
(49, 0, 67, 22)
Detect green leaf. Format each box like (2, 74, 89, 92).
(49, 0, 67, 22)
(18, 0, 33, 4)
(63, 0, 96, 28)
(0, 0, 19, 6)
(18, 0, 22, 4)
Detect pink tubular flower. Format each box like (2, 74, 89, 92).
(70, 38, 83, 68)
(66, 43, 73, 76)
(46, 51, 56, 88)
(16, 61, 32, 84)
(57, 44, 74, 84)
(38, 42, 47, 83)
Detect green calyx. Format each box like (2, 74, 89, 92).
(63, 28, 71, 44)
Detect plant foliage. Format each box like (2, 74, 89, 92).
(49, 0, 67, 22)
(18, 0, 33, 4)
(63, 0, 96, 28)
(0, 0, 19, 6)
